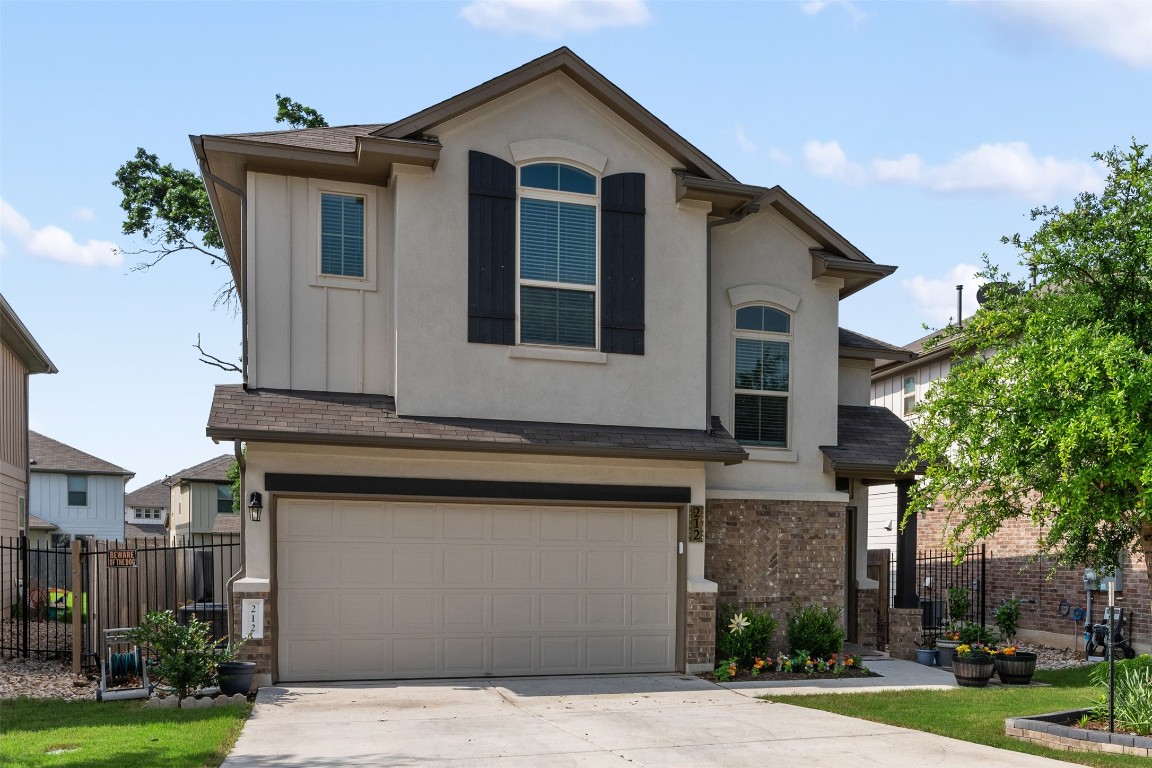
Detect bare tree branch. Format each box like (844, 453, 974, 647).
(194, 334, 241, 373)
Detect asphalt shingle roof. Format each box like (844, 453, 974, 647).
(212, 514, 240, 535)
(124, 522, 167, 539)
(125, 479, 170, 508)
(28, 432, 132, 476)
(206, 386, 748, 464)
(169, 455, 234, 484)
(220, 124, 388, 153)
(820, 405, 922, 476)
(838, 328, 913, 358)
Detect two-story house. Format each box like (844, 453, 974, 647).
(166, 454, 238, 545)
(124, 478, 170, 539)
(196, 48, 918, 686)
(28, 431, 133, 543)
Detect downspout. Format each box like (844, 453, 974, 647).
(225, 439, 245, 644)
(705, 202, 762, 432)
(196, 160, 249, 389)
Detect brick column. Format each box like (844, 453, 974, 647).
(685, 591, 716, 673)
(230, 590, 274, 686)
(856, 587, 879, 649)
(888, 606, 922, 661)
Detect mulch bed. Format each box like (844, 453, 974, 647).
(700, 667, 879, 683)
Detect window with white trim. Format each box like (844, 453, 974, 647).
(319, 192, 365, 278)
(517, 162, 598, 348)
(67, 475, 88, 507)
(902, 375, 917, 415)
(216, 484, 234, 515)
(134, 508, 162, 520)
(733, 305, 791, 447)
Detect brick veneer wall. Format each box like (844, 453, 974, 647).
(685, 591, 717, 670)
(889, 607, 922, 660)
(704, 499, 846, 651)
(230, 591, 274, 679)
(856, 587, 879, 649)
(919, 511, 1149, 651)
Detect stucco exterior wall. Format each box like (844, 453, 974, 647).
(392, 75, 708, 430)
(28, 472, 125, 540)
(705, 210, 842, 498)
(838, 359, 873, 406)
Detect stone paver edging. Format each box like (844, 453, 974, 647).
(1006, 709, 1152, 758)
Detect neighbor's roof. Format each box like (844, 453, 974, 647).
(819, 405, 923, 479)
(206, 385, 748, 465)
(125, 479, 170, 508)
(212, 513, 240, 535)
(27, 514, 57, 531)
(28, 432, 133, 477)
(168, 454, 233, 485)
(1, 294, 57, 374)
(839, 328, 914, 362)
(124, 522, 167, 539)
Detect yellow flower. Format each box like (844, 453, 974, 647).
(728, 613, 750, 634)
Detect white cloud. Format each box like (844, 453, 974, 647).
(902, 262, 986, 326)
(802, 140, 867, 183)
(801, 0, 865, 22)
(460, 0, 651, 36)
(735, 123, 756, 154)
(961, 0, 1152, 68)
(0, 199, 121, 267)
(71, 206, 96, 222)
(804, 140, 1104, 199)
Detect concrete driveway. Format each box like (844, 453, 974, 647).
(222, 673, 1072, 767)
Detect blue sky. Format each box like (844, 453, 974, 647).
(2, 0, 1149, 491)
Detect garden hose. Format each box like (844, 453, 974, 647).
(108, 651, 142, 679)
(1057, 600, 1070, 617)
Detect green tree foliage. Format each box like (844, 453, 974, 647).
(113, 94, 326, 310)
(226, 458, 240, 514)
(902, 141, 1152, 588)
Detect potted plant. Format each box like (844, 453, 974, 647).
(952, 643, 995, 687)
(915, 639, 937, 666)
(992, 598, 1037, 684)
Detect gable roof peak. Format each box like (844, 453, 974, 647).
(373, 47, 735, 182)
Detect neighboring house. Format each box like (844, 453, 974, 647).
(165, 454, 238, 545)
(28, 431, 133, 543)
(124, 478, 170, 539)
(0, 295, 57, 543)
(195, 48, 918, 685)
(870, 329, 1149, 652)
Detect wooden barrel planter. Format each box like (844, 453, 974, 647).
(953, 655, 995, 687)
(994, 652, 1037, 685)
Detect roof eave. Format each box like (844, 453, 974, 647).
(0, 295, 57, 374)
(872, 343, 955, 378)
(812, 252, 898, 300)
(206, 426, 748, 466)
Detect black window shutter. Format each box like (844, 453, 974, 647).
(600, 172, 645, 355)
(468, 151, 516, 344)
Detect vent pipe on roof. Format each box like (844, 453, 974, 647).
(956, 284, 963, 329)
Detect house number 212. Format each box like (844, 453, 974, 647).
(241, 599, 265, 640)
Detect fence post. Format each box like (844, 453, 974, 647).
(71, 539, 82, 676)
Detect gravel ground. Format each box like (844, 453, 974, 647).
(0, 640, 1096, 702)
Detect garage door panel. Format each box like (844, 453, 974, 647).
(278, 501, 677, 681)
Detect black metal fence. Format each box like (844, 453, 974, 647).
(916, 543, 986, 643)
(1, 534, 239, 667)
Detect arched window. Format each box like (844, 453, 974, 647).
(733, 305, 791, 447)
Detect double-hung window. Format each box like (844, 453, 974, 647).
(67, 475, 88, 507)
(216, 484, 234, 515)
(902, 375, 917, 415)
(517, 163, 598, 348)
(733, 305, 791, 447)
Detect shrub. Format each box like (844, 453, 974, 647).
(1091, 655, 1152, 736)
(126, 610, 240, 700)
(786, 602, 844, 659)
(716, 604, 777, 668)
(957, 622, 995, 645)
(994, 597, 1020, 641)
(947, 587, 970, 626)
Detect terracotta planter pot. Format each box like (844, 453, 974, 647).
(994, 652, 1037, 685)
(953, 655, 994, 687)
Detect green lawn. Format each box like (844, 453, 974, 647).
(763, 666, 1144, 768)
(0, 697, 250, 768)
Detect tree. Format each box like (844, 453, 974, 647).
(113, 95, 326, 370)
(902, 141, 1152, 592)
(113, 94, 327, 310)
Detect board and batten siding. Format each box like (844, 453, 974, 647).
(29, 473, 125, 540)
(190, 481, 226, 534)
(1, 342, 28, 471)
(871, 358, 952, 423)
(246, 172, 396, 395)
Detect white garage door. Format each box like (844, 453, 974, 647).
(276, 499, 678, 681)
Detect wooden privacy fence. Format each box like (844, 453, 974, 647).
(1, 534, 239, 672)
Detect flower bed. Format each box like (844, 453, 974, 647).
(703, 652, 875, 683)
